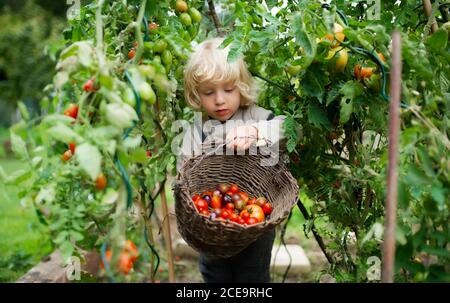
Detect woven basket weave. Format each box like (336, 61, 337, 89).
(173, 153, 299, 258)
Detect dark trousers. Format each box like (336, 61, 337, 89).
(198, 228, 276, 283)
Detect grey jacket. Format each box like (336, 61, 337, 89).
(176, 104, 286, 170)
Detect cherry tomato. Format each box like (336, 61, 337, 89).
(83, 78, 97, 92)
(124, 240, 139, 262)
(200, 209, 210, 216)
(246, 217, 259, 225)
(128, 48, 136, 59)
(240, 209, 250, 221)
(229, 184, 239, 193)
(210, 196, 222, 209)
(192, 194, 201, 202)
(95, 173, 107, 191)
(62, 150, 72, 161)
(225, 202, 235, 211)
(195, 198, 208, 211)
(255, 197, 268, 208)
(220, 209, 231, 220)
(148, 22, 159, 33)
(217, 183, 229, 194)
(247, 197, 256, 205)
(119, 252, 133, 275)
(63, 104, 79, 119)
(68, 142, 76, 154)
(262, 202, 273, 216)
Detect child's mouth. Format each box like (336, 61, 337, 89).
(216, 109, 229, 116)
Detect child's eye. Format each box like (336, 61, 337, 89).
(225, 87, 235, 92)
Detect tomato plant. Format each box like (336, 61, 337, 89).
(2, 0, 448, 283)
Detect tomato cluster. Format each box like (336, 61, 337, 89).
(191, 184, 273, 225)
(100, 240, 139, 275)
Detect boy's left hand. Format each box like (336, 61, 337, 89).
(226, 125, 258, 151)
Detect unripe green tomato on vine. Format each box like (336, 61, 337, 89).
(139, 82, 156, 104)
(153, 55, 162, 65)
(180, 13, 192, 26)
(161, 50, 173, 66)
(123, 87, 136, 107)
(189, 8, 202, 23)
(153, 40, 167, 53)
(188, 25, 197, 39)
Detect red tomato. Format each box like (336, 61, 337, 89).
(238, 218, 245, 225)
(128, 48, 136, 59)
(68, 142, 76, 154)
(119, 252, 133, 275)
(246, 217, 259, 225)
(229, 184, 239, 193)
(195, 198, 208, 211)
(239, 209, 250, 221)
(246, 204, 265, 222)
(192, 194, 201, 202)
(82, 78, 97, 92)
(225, 202, 235, 211)
(230, 213, 239, 222)
(200, 209, 210, 216)
(146, 150, 152, 158)
(124, 240, 138, 262)
(247, 197, 256, 205)
(220, 209, 231, 220)
(63, 104, 79, 119)
(262, 202, 273, 215)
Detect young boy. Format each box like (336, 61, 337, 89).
(177, 37, 286, 283)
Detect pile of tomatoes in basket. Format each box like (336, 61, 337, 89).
(191, 183, 273, 225)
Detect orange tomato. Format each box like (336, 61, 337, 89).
(245, 204, 265, 222)
(95, 173, 107, 190)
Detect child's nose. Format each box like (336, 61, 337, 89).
(215, 92, 226, 105)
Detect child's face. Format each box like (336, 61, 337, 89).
(198, 80, 240, 121)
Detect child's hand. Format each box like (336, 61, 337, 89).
(226, 125, 258, 151)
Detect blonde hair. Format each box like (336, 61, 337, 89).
(183, 37, 258, 110)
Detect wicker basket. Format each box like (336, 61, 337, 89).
(173, 153, 299, 258)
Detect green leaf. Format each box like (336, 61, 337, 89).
(18, 101, 30, 121)
(430, 186, 446, 207)
(227, 39, 246, 63)
(339, 81, 364, 124)
(406, 165, 432, 186)
(47, 123, 83, 144)
(10, 131, 28, 159)
(130, 148, 148, 164)
(76, 143, 102, 181)
(290, 13, 316, 67)
(417, 147, 435, 177)
(308, 103, 331, 129)
(6, 169, 32, 185)
(301, 67, 326, 102)
(426, 28, 448, 51)
(60, 241, 74, 262)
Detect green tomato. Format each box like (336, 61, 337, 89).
(180, 13, 192, 26)
(139, 82, 156, 105)
(123, 87, 136, 107)
(153, 40, 167, 53)
(189, 8, 202, 23)
(188, 25, 197, 39)
(286, 64, 302, 76)
(153, 55, 162, 65)
(161, 50, 173, 66)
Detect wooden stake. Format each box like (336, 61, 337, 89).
(382, 31, 402, 283)
(159, 186, 175, 282)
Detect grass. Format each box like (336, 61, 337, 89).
(0, 157, 52, 282)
